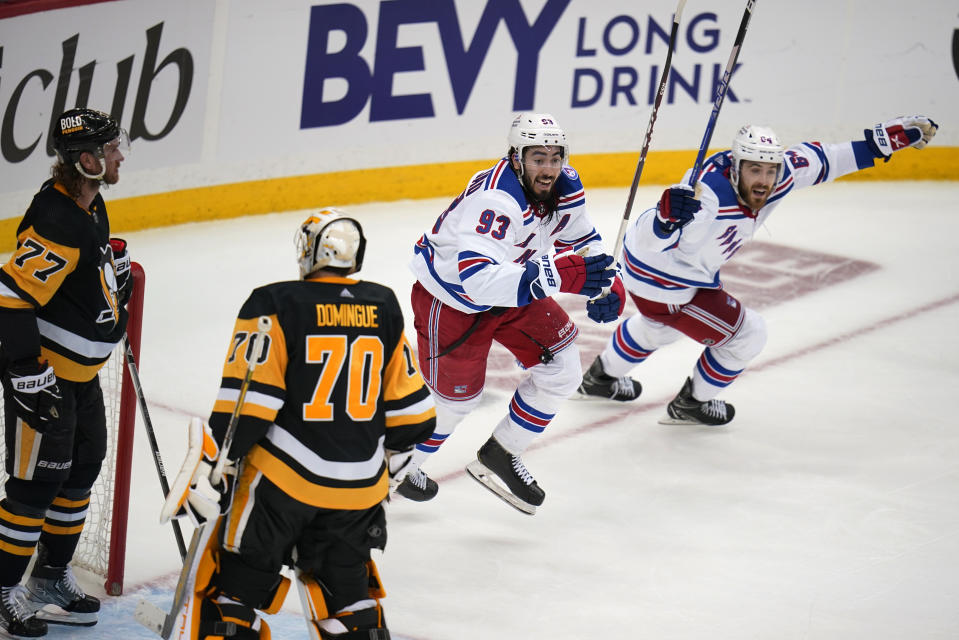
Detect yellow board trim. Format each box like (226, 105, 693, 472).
(3, 148, 956, 253)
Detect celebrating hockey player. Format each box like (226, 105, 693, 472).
(578, 116, 939, 425)
(156, 210, 435, 639)
(397, 112, 627, 514)
(0, 108, 132, 636)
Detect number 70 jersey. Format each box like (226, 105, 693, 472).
(208, 275, 435, 511)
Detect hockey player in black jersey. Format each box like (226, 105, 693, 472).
(0, 108, 133, 637)
(158, 210, 435, 639)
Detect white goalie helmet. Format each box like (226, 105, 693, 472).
(508, 112, 570, 169)
(295, 208, 366, 278)
(730, 124, 785, 187)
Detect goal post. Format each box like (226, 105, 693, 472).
(105, 260, 145, 595)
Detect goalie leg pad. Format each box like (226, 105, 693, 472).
(315, 600, 388, 640)
(211, 551, 288, 613)
(366, 560, 385, 600)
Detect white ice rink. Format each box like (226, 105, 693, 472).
(8, 179, 959, 639)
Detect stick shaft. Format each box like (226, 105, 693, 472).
(123, 336, 188, 560)
(211, 316, 272, 485)
(611, 0, 688, 260)
(687, 0, 757, 188)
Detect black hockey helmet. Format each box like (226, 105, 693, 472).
(52, 108, 121, 164)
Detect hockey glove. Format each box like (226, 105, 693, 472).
(585, 276, 627, 323)
(864, 116, 938, 161)
(109, 238, 133, 306)
(537, 252, 616, 298)
(5, 359, 63, 434)
(656, 184, 701, 234)
(386, 447, 416, 493)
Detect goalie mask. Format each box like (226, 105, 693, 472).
(729, 124, 785, 188)
(52, 108, 130, 179)
(296, 209, 367, 278)
(507, 112, 569, 176)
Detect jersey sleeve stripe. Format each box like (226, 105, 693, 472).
(385, 408, 435, 428)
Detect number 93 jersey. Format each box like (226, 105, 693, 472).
(0, 180, 127, 381)
(208, 275, 436, 510)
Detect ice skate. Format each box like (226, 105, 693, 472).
(395, 468, 438, 502)
(25, 561, 99, 627)
(659, 377, 735, 426)
(0, 584, 47, 638)
(576, 356, 642, 401)
(466, 437, 544, 515)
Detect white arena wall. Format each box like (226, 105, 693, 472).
(1, 0, 957, 249)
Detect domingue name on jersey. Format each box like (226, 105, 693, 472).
(316, 302, 379, 328)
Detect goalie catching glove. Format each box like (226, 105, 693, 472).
(864, 116, 938, 161)
(160, 417, 236, 527)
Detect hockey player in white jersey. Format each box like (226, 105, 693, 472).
(397, 112, 627, 514)
(577, 116, 938, 425)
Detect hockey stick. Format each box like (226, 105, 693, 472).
(686, 0, 757, 189)
(135, 316, 272, 639)
(211, 315, 272, 485)
(123, 335, 188, 560)
(611, 0, 688, 260)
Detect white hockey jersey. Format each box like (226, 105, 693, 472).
(410, 157, 608, 313)
(622, 140, 878, 304)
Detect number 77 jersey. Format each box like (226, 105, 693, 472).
(208, 275, 436, 511)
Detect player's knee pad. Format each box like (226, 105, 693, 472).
(717, 308, 767, 365)
(528, 344, 581, 399)
(625, 312, 680, 349)
(434, 394, 480, 421)
(2, 477, 60, 512)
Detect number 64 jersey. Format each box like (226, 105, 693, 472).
(208, 275, 436, 510)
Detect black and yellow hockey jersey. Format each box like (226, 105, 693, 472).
(0, 180, 127, 381)
(209, 275, 436, 510)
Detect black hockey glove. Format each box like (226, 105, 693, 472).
(5, 359, 63, 434)
(110, 238, 133, 306)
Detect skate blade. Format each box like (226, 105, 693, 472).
(33, 605, 97, 627)
(465, 460, 537, 515)
(657, 413, 726, 426)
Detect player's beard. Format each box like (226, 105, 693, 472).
(738, 180, 771, 210)
(522, 172, 556, 202)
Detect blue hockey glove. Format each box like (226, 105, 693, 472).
(586, 276, 627, 323)
(656, 184, 701, 234)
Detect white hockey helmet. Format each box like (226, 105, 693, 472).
(295, 208, 366, 278)
(508, 112, 570, 169)
(730, 124, 785, 187)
